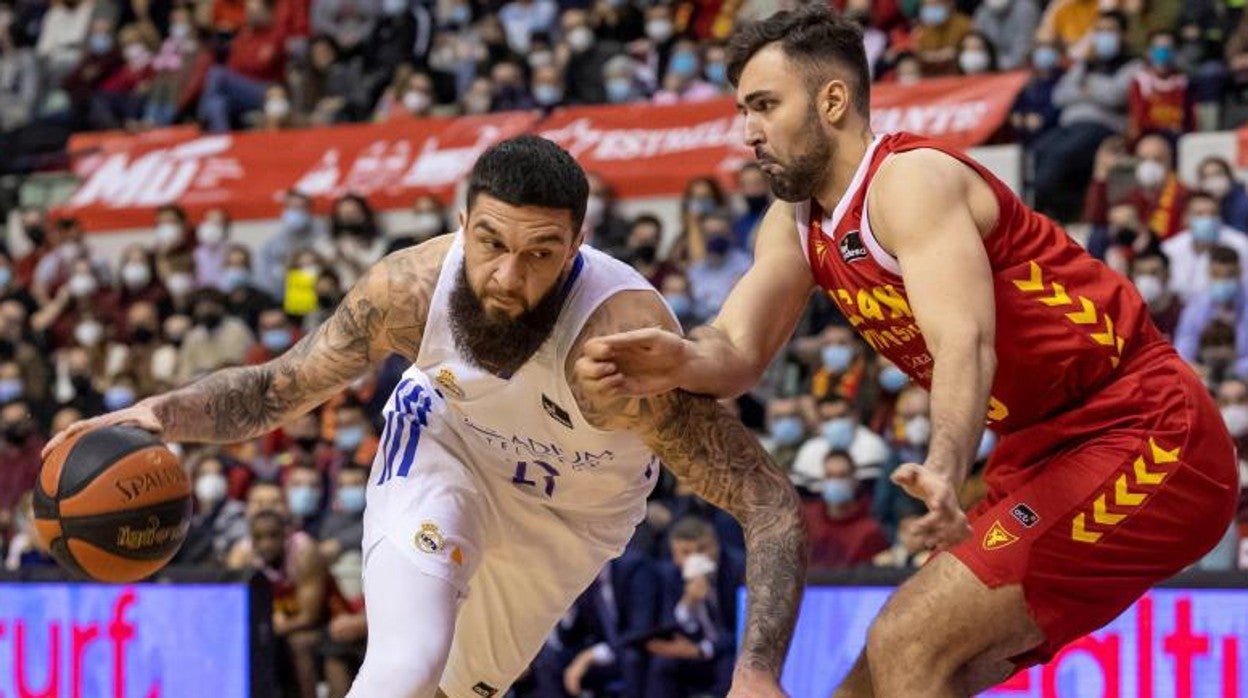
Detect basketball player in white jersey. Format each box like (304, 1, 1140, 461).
(48, 136, 806, 698)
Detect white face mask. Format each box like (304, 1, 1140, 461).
(198, 221, 225, 246)
(959, 50, 990, 75)
(1136, 160, 1167, 189)
(568, 26, 594, 53)
(265, 98, 290, 120)
(1222, 404, 1248, 438)
(195, 472, 228, 504)
(903, 416, 931, 447)
(167, 272, 194, 297)
(75, 320, 104, 347)
(1202, 175, 1232, 199)
(645, 18, 674, 43)
(1132, 273, 1164, 304)
(155, 221, 183, 249)
(68, 273, 98, 298)
(121, 262, 151, 289)
(409, 212, 443, 237)
(402, 90, 431, 114)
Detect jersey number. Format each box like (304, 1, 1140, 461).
(512, 460, 559, 498)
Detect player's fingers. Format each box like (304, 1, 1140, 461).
(890, 464, 929, 500)
(41, 417, 96, 458)
(596, 327, 663, 353)
(576, 357, 617, 380)
(581, 337, 615, 360)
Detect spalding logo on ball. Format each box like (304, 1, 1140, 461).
(33, 425, 192, 583)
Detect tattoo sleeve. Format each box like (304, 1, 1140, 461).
(152, 238, 448, 443)
(568, 292, 807, 678)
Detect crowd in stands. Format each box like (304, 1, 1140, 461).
(1, 0, 1248, 696)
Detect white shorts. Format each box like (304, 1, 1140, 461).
(362, 394, 636, 698)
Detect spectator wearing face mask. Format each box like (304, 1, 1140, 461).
(0, 400, 43, 511)
(198, 0, 288, 133)
(1216, 378, 1248, 464)
(622, 215, 674, 288)
(60, 17, 121, 126)
(1162, 193, 1248, 302)
(375, 69, 436, 121)
(151, 204, 195, 280)
(30, 217, 104, 306)
(283, 462, 326, 535)
(388, 195, 448, 253)
(793, 393, 891, 490)
(110, 245, 168, 314)
(559, 9, 621, 105)
(954, 30, 997, 76)
(1085, 133, 1187, 240)
(310, 0, 378, 60)
(1129, 251, 1183, 339)
(174, 454, 248, 565)
(653, 39, 717, 104)
(530, 64, 565, 112)
(910, 0, 973, 77)
(582, 174, 630, 255)
(803, 450, 889, 570)
(732, 163, 770, 249)
(1126, 30, 1192, 143)
(600, 54, 643, 105)
(1010, 41, 1065, 146)
(489, 60, 534, 111)
(114, 301, 168, 396)
(246, 307, 302, 365)
(324, 397, 377, 473)
(143, 5, 214, 128)
(804, 325, 867, 402)
(221, 245, 276, 331)
(87, 24, 157, 131)
(31, 259, 117, 351)
(1032, 11, 1141, 222)
(317, 465, 367, 563)
(194, 208, 232, 288)
(972, 0, 1040, 71)
(325, 193, 382, 287)
(1175, 246, 1248, 376)
(686, 212, 750, 321)
(1036, 0, 1102, 59)
(498, 0, 557, 54)
(257, 83, 297, 130)
(177, 288, 256, 382)
(869, 357, 911, 433)
(674, 176, 728, 264)
(1196, 157, 1248, 234)
(290, 34, 362, 126)
(760, 397, 808, 471)
(261, 189, 319, 297)
(659, 273, 700, 331)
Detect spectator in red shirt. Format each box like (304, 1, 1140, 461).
(1127, 30, 1192, 143)
(802, 450, 890, 570)
(1085, 133, 1188, 240)
(88, 24, 156, 130)
(245, 306, 301, 365)
(197, 0, 288, 132)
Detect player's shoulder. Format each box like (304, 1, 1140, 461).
(874, 147, 974, 191)
(574, 288, 676, 348)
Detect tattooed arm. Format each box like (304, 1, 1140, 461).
(569, 290, 807, 688)
(45, 236, 451, 453)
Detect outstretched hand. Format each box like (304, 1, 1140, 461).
(890, 462, 971, 549)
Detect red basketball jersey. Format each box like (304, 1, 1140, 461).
(799, 132, 1164, 433)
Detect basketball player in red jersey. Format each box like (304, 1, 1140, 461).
(576, 5, 1240, 697)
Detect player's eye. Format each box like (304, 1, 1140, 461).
(529, 250, 551, 260)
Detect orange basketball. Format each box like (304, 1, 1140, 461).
(33, 425, 192, 583)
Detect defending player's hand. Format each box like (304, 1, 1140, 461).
(42, 399, 164, 458)
(891, 462, 972, 549)
(574, 327, 691, 398)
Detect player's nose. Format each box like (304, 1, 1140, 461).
(492, 254, 526, 292)
(743, 113, 764, 148)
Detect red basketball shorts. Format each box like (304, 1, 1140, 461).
(951, 344, 1241, 666)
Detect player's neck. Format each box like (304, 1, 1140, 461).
(813, 130, 874, 214)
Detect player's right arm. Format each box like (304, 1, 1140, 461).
(576, 201, 814, 400)
(44, 236, 452, 454)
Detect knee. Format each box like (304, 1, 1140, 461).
(865, 603, 934, 669)
(351, 654, 441, 698)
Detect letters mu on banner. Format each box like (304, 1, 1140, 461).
(61, 71, 1029, 232)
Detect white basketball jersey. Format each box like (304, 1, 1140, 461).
(380, 235, 663, 525)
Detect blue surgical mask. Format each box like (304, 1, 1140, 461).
(1149, 45, 1173, 67)
(103, 386, 136, 411)
(919, 4, 950, 26)
(0, 267, 11, 288)
(261, 328, 293, 352)
(879, 366, 910, 393)
(664, 292, 693, 317)
(820, 418, 856, 450)
(282, 208, 310, 231)
(605, 78, 632, 103)
(220, 267, 251, 293)
(533, 84, 562, 106)
(287, 485, 320, 517)
(0, 378, 22, 403)
(706, 236, 732, 256)
(1032, 46, 1059, 72)
(334, 425, 365, 452)
(89, 33, 113, 55)
(1093, 31, 1120, 60)
(821, 479, 856, 506)
(336, 485, 366, 514)
(821, 345, 855, 373)
(1210, 279, 1239, 305)
(705, 62, 727, 85)
(669, 51, 697, 78)
(1190, 216, 1221, 244)
(769, 416, 805, 447)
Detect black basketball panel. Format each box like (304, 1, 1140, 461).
(59, 426, 162, 499)
(59, 497, 192, 561)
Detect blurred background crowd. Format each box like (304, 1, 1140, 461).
(1, 0, 1248, 697)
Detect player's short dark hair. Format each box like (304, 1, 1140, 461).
(1211, 246, 1240, 267)
(727, 4, 871, 117)
(467, 135, 589, 233)
(670, 516, 716, 543)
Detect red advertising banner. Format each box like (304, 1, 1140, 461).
(59, 72, 1029, 231)
(1238, 125, 1248, 168)
(62, 113, 538, 231)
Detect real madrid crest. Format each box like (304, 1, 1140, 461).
(436, 368, 466, 399)
(415, 522, 446, 554)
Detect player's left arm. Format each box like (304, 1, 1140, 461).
(274, 541, 330, 636)
(568, 291, 806, 691)
(868, 149, 999, 544)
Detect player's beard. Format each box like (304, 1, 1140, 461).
(760, 103, 833, 203)
(448, 261, 567, 377)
